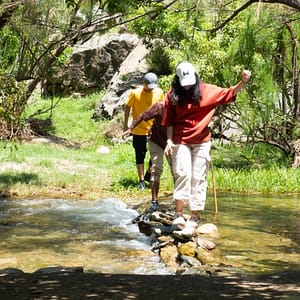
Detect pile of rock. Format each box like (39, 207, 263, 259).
(133, 209, 222, 275)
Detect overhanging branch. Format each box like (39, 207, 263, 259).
(210, 0, 300, 33)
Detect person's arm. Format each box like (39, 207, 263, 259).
(122, 111, 143, 139)
(232, 70, 251, 96)
(122, 103, 159, 139)
(123, 105, 131, 131)
(164, 125, 174, 155)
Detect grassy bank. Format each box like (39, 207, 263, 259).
(1, 94, 300, 201)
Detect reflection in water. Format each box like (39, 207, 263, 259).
(204, 193, 300, 275)
(0, 195, 299, 276)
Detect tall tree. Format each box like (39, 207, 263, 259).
(0, 0, 299, 145)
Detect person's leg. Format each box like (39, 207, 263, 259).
(132, 135, 147, 189)
(144, 159, 152, 182)
(150, 181, 159, 201)
(190, 141, 211, 221)
(136, 164, 145, 181)
(147, 141, 165, 211)
(165, 152, 175, 184)
(148, 141, 164, 201)
(172, 144, 192, 215)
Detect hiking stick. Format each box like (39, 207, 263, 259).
(210, 158, 218, 214)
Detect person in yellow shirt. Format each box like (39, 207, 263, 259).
(123, 73, 164, 190)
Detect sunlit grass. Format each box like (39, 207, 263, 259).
(24, 92, 105, 146)
(213, 166, 300, 194)
(1, 94, 300, 200)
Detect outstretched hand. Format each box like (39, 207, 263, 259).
(122, 129, 131, 140)
(242, 70, 251, 83)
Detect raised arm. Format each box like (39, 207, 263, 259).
(232, 70, 251, 96)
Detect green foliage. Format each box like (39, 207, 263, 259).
(128, 0, 243, 82)
(1, 0, 299, 157)
(0, 73, 27, 138)
(0, 28, 19, 74)
(144, 41, 172, 74)
(212, 142, 290, 170)
(223, 6, 300, 154)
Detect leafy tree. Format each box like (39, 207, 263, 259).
(223, 5, 300, 158)
(0, 0, 299, 148)
(129, 1, 299, 162)
(0, 73, 27, 140)
(0, 0, 166, 138)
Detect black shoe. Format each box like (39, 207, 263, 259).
(144, 170, 151, 182)
(149, 200, 159, 212)
(138, 180, 146, 190)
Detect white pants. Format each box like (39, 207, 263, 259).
(172, 141, 211, 211)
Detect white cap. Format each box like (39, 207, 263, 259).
(176, 62, 196, 86)
(144, 72, 158, 89)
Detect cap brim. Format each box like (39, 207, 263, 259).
(147, 83, 157, 89)
(180, 76, 196, 87)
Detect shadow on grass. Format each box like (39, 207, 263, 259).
(115, 177, 142, 190)
(0, 270, 299, 299)
(0, 173, 40, 197)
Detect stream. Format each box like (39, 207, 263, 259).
(0, 194, 299, 276)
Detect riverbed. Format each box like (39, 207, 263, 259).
(0, 194, 299, 276)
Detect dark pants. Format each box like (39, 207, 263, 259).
(132, 134, 147, 164)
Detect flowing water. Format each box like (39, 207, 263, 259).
(0, 194, 299, 276)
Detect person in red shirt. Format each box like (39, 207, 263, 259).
(162, 61, 251, 223)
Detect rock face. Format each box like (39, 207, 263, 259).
(92, 39, 149, 120)
(133, 209, 222, 275)
(43, 32, 151, 121)
(44, 33, 143, 97)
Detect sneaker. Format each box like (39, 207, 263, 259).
(137, 180, 146, 190)
(144, 170, 151, 182)
(149, 200, 159, 212)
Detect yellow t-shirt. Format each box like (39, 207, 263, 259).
(126, 86, 164, 135)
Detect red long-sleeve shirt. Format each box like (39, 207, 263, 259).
(162, 83, 236, 144)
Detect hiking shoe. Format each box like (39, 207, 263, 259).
(137, 180, 146, 190)
(149, 200, 159, 212)
(144, 170, 151, 182)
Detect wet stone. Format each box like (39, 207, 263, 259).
(132, 209, 221, 274)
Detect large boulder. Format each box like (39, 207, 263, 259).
(92, 39, 149, 120)
(44, 33, 141, 96)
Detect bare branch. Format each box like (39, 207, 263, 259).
(210, 0, 300, 33)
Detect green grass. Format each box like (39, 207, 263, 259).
(212, 166, 300, 194)
(1, 94, 300, 201)
(25, 92, 105, 145)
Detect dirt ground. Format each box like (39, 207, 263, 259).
(0, 270, 299, 299)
